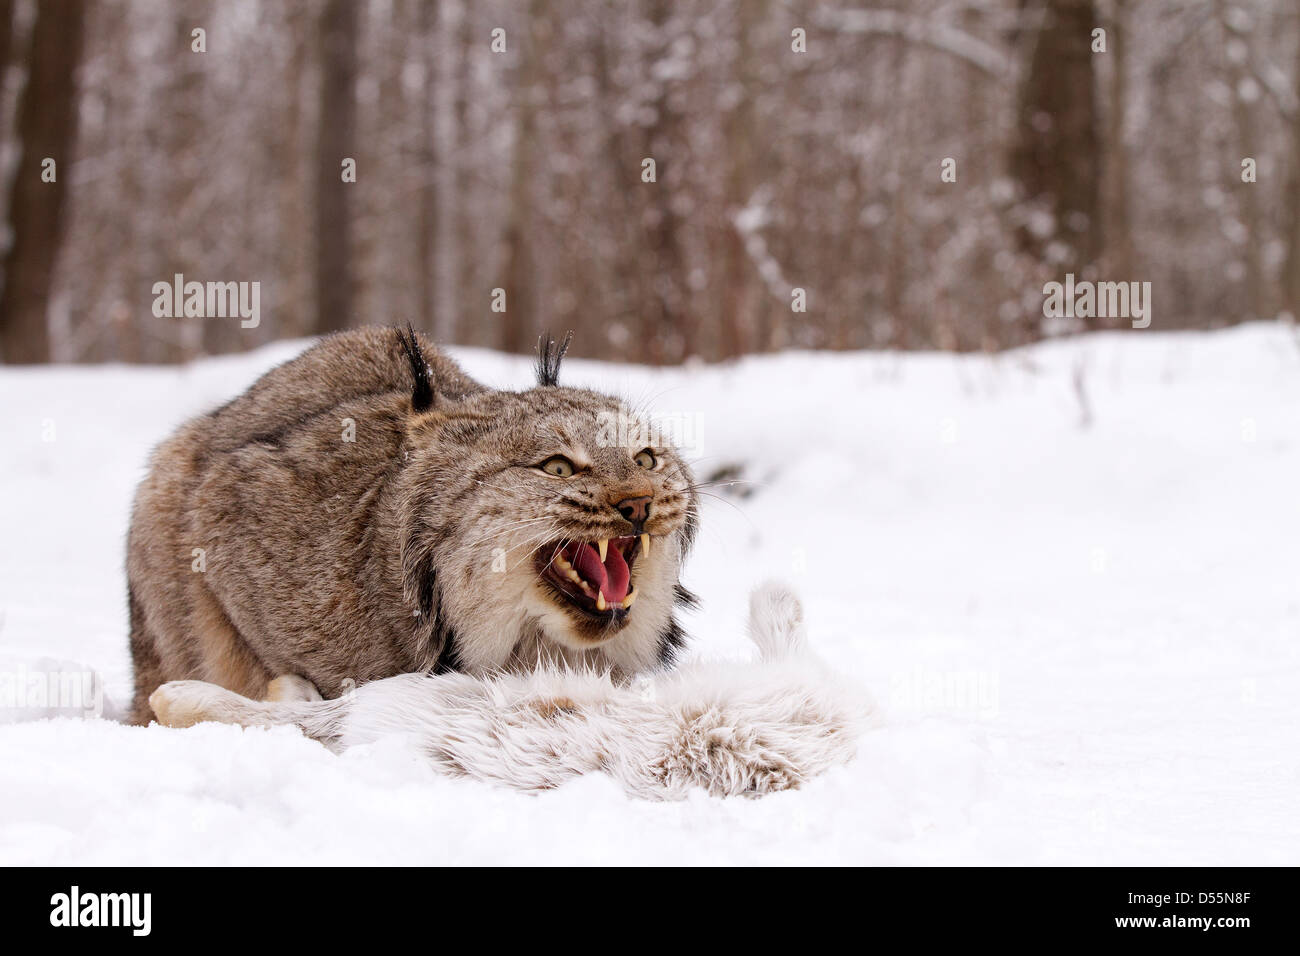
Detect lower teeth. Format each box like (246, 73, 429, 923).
(551, 564, 634, 611)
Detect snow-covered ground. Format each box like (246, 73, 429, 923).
(2, 323, 1298, 865)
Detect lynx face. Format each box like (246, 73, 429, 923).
(400, 385, 698, 675)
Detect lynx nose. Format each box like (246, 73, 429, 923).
(614, 495, 652, 528)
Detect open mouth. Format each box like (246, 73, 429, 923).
(536, 534, 650, 619)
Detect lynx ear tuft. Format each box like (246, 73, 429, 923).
(398, 323, 434, 413)
(535, 330, 573, 387)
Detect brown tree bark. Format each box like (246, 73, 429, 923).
(499, 0, 542, 355)
(882, 18, 912, 349)
(277, 3, 311, 341)
(1279, 12, 1300, 320)
(1220, 1, 1269, 321)
(1011, 0, 1102, 314)
(641, 0, 693, 363)
(313, 0, 359, 334)
(451, 0, 475, 345)
(0, 0, 88, 364)
(719, 0, 763, 360)
(416, 0, 441, 339)
(167, 10, 204, 360)
(0, 0, 13, 130)
(1103, 0, 1134, 277)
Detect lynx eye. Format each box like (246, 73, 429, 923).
(634, 448, 656, 470)
(538, 456, 576, 478)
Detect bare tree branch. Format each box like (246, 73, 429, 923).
(815, 7, 1012, 80)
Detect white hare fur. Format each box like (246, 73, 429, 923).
(149, 582, 870, 800)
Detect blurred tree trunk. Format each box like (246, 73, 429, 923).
(416, 0, 440, 337)
(594, 10, 644, 351)
(883, 24, 910, 349)
(0, 0, 87, 364)
(0, 0, 13, 130)
(1220, 1, 1268, 321)
(719, 0, 762, 360)
(451, 0, 474, 344)
(168, 10, 204, 360)
(0, 0, 16, 248)
(314, 0, 359, 334)
(372, 1, 407, 327)
(499, 0, 541, 355)
(1011, 0, 1101, 319)
(642, 0, 693, 363)
(1284, 18, 1300, 320)
(103, 4, 144, 362)
(1102, 0, 1133, 277)
(277, 5, 311, 340)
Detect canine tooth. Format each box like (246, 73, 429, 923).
(597, 539, 608, 562)
(640, 533, 650, 557)
(621, 586, 637, 609)
(596, 590, 607, 611)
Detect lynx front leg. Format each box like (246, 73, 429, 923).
(149, 675, 345, 748)
(148, 680, 270, 729)
(150, 673, 324, 728)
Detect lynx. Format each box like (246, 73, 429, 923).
(125, 327, 699, 725)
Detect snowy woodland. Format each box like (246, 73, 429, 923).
(1, 1, 1300, 865)
(2, 0, 1300, 362)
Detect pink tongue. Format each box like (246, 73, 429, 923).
(569, 543, 630, 605)
(602, 546, 630, 604)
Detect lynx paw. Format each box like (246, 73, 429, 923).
(149, 680, 247, 728)
(265, 674, 323, 703)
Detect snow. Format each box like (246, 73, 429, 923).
(2, 323, 1299, 865)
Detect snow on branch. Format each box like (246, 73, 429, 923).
(815, 7, 1012, 80)
(733, 188, 795, 303)
(1221, 15, 1298, 122)
(1252, 58, 1298, 121)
